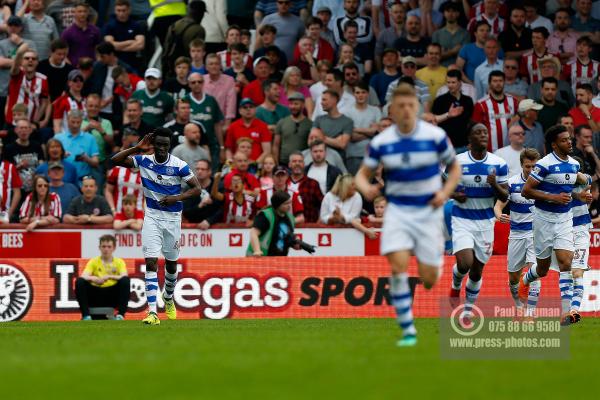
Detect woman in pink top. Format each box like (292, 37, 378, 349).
(279, 66, 315, 118)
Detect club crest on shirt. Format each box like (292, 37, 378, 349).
(166, 167, 175, 175)
(487, 166, 496, 175)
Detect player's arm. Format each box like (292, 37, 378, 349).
(159, 174, 202, 207)
(111, 133, 153, 168)
(355, 164, 381, 201)
(494, 199, 510, 223)
(432, 160, 462, 208)
(522, 176, 571, 204)
(576, 172, 592, 186)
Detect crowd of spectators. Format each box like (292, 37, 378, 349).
(1, 0, 600, 235)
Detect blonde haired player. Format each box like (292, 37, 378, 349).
(355, 84, 461, 347)
(493, 148, 541, 318)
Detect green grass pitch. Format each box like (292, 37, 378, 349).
(2, 318, 600, 400)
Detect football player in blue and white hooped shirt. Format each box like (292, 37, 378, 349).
(494, 148, 541, 316)
(549, 156, 593, 318)
(449, 123, 509, 326)
(112, 128, 201, 325)
(355, 83, 462, 347)
(520, 124, 591, 325)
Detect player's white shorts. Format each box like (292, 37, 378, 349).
(507, 236, 535, 272)
(381, 204, 445, 267)
(141, 215, 182, 261)
(550, 229, 590, 272)
(452, 219, 494, 264)
(533, 218, 573, 259)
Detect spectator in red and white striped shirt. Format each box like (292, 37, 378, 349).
(211, 171, 257, 225)
(472, 70, 519, 152)
(563, 36, 600, 94)
(19, 175, 61, 231)
(0, 143, 22, 224)
(6, 46, 50, 130)
(520, 27, 558, 84)
(104, 164, 143, 214)
(467, 0, 506, 37)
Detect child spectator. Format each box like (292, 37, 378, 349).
(351, 196, 386, 239)
(189, 38, 207, 75)
(163, 57, 191, 102)
(259, 154, 276, 190)
(19, 175, 61, 231)
(113, 194, 143, 231)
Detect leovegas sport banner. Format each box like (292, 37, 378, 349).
(1, 257, 599, 322)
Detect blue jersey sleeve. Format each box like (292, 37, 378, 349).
(530, 163, 548, 182)
(363, 142, 381, 169)
(496, 163, 509, 184)
(132, 155, 142, 168)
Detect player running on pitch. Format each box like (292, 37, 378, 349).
(548, 156, 593, 320)
(493, 149, 541, 317)
(519, 124, 591, 325)
(356, 83, 461, 347)
(112, 128, 201, 325)
(449, 123, 509, 326)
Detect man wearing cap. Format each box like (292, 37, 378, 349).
(52, 69, 85, 133)
(225, 98, 272, 164)
(131, 68, 175, 127)
(527, 55, 575, 107)
(0, 16, 37, 127)
(60, 2, 101, 66)
(274, 92, 311, 165)
(257, 165, 305, 223)
(248, 190, 300, 257)
(516, 99, 546, 155)
(432, 2, 469, 67)
(242, 57, 272, 106)
(385, 56, 430, 110)
(21, 0, 59, 62)
(172, 122, 211, 171)
(256, 79, 291, 133)
(184, 72, 224, 171)
(48, 161, 80, 216)
(369, 48, 401, 105)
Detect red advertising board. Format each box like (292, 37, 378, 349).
(1, 256, 599, 322)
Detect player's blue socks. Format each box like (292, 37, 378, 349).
(452, 264, 466, 290)
(463, 278, 482, 315)
(558, 271, 574, 314)
(509, 281, 522, 308)
(390, 273, 417, 338)
(525, 280, 541, 317)
(523, 265, 539, 284)
(572, 276, 584, 312)
(164, 271, 178, 300)
(145, 271, 158, 313)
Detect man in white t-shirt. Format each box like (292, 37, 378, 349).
(306, 140, 342, 195)
(346, 82, 382, 174)
(494, 124, 527, 178)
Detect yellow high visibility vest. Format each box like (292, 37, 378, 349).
(149, 0, 186, 18)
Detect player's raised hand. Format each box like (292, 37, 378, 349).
(554, 192, 572, 205)
(136, 133, 154, 152)
(428, 190, 448, 208)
